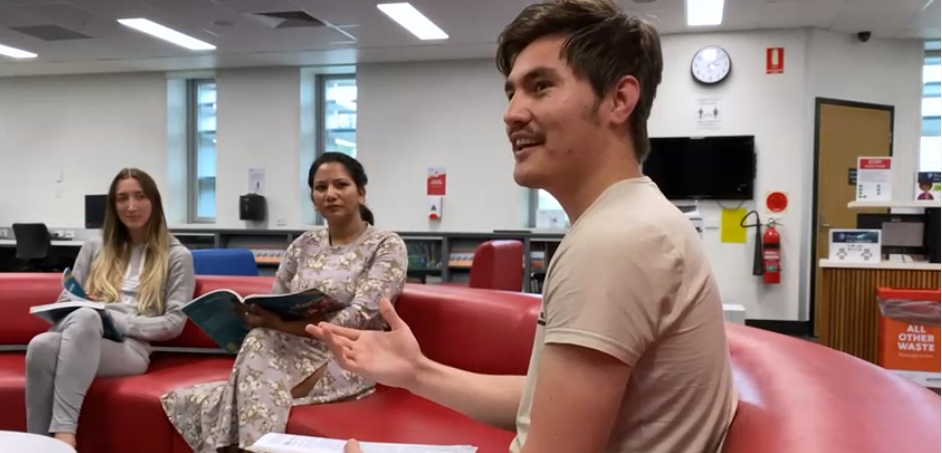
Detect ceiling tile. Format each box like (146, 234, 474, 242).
(292, 0, 380, 27)
(212, 0, 304, 14)
(830, 2, 919, 37)
(59, 0, 159, 20)
(0, 0, 59, 4)
(12, 2, 102, 25)
(759, 1, 843, 29)
(0, 4, 45, 27)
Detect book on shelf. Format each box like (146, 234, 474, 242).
(181, 286, 347, 353)
(28, 268, 125, 342)
(247, 433, 478, 453)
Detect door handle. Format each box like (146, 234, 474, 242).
(818, 213, 831, 230)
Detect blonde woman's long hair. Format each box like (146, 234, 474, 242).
(85, 168, 172, 314)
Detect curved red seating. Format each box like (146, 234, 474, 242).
(0, 273, 938, 453)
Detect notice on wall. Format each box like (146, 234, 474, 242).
(248, 168, 265, 195)
(914, 171, 941, 200)
(427, 167, 447, 196)
(878, 289, 941, 388)
(828, 229, 881, 263)
(856, 157, 893, 201)
(720, 208, 747, 244)
(766, 47, 784, 74)
(696, 98, 721, 129)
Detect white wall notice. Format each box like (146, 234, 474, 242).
(697, 98, 722, 129)
(249, 168, 266, 195)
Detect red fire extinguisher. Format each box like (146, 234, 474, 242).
(763, 222, 781, 285)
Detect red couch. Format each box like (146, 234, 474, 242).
(0, 273, 938, 453)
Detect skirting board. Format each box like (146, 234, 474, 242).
(745, 319, 813, 337)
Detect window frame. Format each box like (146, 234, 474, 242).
(186, 78, 217, 224)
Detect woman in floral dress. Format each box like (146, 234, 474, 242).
(161, 153, 409, 453)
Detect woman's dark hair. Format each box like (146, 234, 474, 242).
(308, 152, 374, 225)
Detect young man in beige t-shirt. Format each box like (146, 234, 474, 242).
(512, 176, 737, 452)
(308, 1, 738, 452)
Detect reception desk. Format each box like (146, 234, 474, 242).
(818, 259, 941, 364)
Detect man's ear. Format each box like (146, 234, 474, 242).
(609, 75, 640, 127)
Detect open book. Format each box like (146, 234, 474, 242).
(28, 268, 125, 342)
(247, 433, 478, 453)
(181, 287, 347, 353)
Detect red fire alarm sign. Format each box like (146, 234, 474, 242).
(767, 47, 784, 74)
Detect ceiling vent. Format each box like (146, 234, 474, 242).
(9, 24, 91, 41)
(247, 11, 326, 29)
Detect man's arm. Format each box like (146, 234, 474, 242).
(409, 358, 525, 431)
(520, 344, 631, 453)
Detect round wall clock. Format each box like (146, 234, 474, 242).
(691, 45, 732, 86)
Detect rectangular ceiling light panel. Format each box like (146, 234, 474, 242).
(118, 18, 216, 51)
(0, 44, 37, 59)
(377, 3, 448, 40)
(686, 0, 725, 26)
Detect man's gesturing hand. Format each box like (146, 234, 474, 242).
(305, 297, 423, 390)
(344, 439, 363, 453)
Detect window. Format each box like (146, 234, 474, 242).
(321, 75, 357, 158)
(188, 79, 217, 222)
(313, 74, 357, 225)
(534, 189, 570, 229)
(921, 43, 941, 172)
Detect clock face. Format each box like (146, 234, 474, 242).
(691, 46, 731, 85)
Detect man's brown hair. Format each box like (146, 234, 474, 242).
(496, 0, 663, 161)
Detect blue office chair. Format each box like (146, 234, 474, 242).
(191, 248, 260, 276)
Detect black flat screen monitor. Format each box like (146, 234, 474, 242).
(643, 135, 756, 200)
(85, 195, 107, 229)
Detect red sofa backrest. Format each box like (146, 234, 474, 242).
(722, 323, 940, 453)
(395, 284, 540, 375)
(0, 273, 278, 348)
(469, 240, 524, 292)
(0, 274, 541, 378)
(0, 273, 64, 345)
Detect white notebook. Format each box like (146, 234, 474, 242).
(246, 433, 478, 453)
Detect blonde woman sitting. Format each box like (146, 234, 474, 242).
(25, 168, 196, 448)
(162, 152, 408, 453)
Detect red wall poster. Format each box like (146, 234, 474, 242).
(427, 167, 447, 196)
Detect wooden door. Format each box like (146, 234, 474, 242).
(812, 99, 893, 336)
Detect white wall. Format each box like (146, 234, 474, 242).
(358, 60, 528, 232)
(0, 28, 925, 322)
(213, 67, 309, 229)
(649, 30, 809, 321)
(0, 73, 168, 228)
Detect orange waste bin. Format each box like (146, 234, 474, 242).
(877, 287, 941, 389)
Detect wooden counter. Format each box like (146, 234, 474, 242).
(817, 259, 941, 364)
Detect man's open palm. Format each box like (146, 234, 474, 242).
(306, 298, 423, 390)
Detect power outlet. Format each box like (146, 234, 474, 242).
(64, 230, 75, 239)
(276, 218, 287, 227)
(0, 230, 7, 237)
(54, 230, 65, 238)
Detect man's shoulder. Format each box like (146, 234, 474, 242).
(565, 210, 674, 258)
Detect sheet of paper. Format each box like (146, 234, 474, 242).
(249, 434, 477, 453)
(720, 208, 748, 244)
